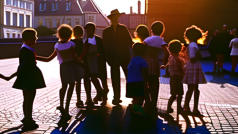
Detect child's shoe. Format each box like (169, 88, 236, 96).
(166, 108, 174, 113)
(21, 120, 39, 133)
(130, 104, 145, 116)
(76, 100, 84, 108)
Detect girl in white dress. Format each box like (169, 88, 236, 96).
(182, 25, 207, 115)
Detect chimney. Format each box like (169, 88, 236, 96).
(138, 0, 141, 14)
(130, 6, 133, 14)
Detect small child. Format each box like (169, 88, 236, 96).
(36, 24, 87, 120)
(82, 22, 109, 106)
(71, 25, 85, 107)
(9, 28, 46, 132)
(143, 21, 169, 109)
(161, 40, 185, 114)
(183, 25, 207, 115)
(126, 42, 149, 115)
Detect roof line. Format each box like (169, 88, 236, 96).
(76, 0, 84, 14)
(90, 0, 110, 25)
(82, 0, 90, 8)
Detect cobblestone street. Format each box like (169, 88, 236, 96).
(0, 58, 238, 133)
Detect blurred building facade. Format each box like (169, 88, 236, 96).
(34, 0, 109, 37)
(146, 0, 238, 43)
(118, 0, 147, 37)
(0, 0, 34, 38)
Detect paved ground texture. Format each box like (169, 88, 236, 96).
(0, 58, 238, 134)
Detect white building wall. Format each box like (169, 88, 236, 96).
(3, 0, 34, 38)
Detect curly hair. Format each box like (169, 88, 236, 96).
(57, 24, 73, 41)
(184, 25, 207, 44)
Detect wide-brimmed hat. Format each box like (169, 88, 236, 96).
(107, 9, 121, 19)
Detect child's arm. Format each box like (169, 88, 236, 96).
(79, 43, 91, 60)
(162, 44, 170, 66)
(190, 51, 202, 63)
(36, 50, 57, 62)
(71, 47, 87, 69)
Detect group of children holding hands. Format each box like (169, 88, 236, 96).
(127, 23, 207, 116)
(0, 20, 207, 132)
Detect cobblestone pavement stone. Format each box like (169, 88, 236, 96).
(0, 59, 238, 133)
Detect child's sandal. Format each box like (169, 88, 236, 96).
(76, 100, 84, 108)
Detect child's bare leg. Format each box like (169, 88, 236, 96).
(59, 84, 68, 109)
(100, 77, 109, 105)
(150, 80, 159, 108)
(91, 76, 103, 103)
(65, 82, 75, 114)
(28, 90, 36, 121)
(184, 84, 194, 111)
(167, 95, 176, 112)
(22, 90, 36, 122)
(76, 79, 83, 104)
(84, 76, 93, 103)
(193, 85, 200, 113)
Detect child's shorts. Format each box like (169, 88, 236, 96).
(170, 75, 184, 96)
(126, 81, 144, 98)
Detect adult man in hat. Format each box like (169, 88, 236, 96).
(103, 9, 133, 105)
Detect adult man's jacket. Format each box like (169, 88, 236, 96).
(102, 24, 133, 66)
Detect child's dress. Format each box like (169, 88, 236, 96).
(83, 35, 107, 79)
(126, 56, 148, 98)
(54, 41, 84, 84)
(13, 44, 46, 90)
(182, 42, 207, 84)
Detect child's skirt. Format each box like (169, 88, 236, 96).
(126, 81, 144, 98)
(13, 66, 46, 90)
(60, 60, 84, 84)
(182, 61, 207, 84)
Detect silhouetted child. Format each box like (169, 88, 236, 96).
(82, 22, 109, 106)
(126, 42, 148, 115)
(71, 25, 85, 107)
(161, 40, 185, 114)
(9, 28, 46, 132)
(143, 21, 169, 109)
(35, 24, 87, 120)
(182, 25, 207, 115)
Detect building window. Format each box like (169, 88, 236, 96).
(66, 19, 71, 26)
(56, 19, 60, 28)
(18, 34, 21, 38)
(20, 1, 24, 8)
(39, 2, 46, 11)
(6, 0, 11, 5)
(38, 18, 43, 26)
(13, 33, 16, 38)
(6, 33, 10, 38)
(13, 0, 17, 6)
(26, 2, 32, 10)
(88, 16, 94, 22)
(26, 15, 30, 27)
(20, 14, 24, 27)
(75, 18, 80, 25)
(13, 13, 17, 26)
(44, 2, 46, 11)
(6, 12, 10, 25)
(46, 19, 52, 29)
(52, 2, 58, 11)
(66, 0, 71, 11)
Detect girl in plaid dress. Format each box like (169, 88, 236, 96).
(161, 40, 186, 114)
(183, 25, 207, 115)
